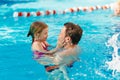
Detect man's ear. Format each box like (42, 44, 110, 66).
(65, 36, 71, 42)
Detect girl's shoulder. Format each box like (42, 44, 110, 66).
(32, 41, 42, 51)
(32, 41, 41, 46)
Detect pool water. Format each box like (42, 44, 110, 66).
(0, 0, 120, 80)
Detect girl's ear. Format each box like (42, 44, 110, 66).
(34, 33, 37, 37)
(34, 33, 40, 40)
(34, 33, 39, 38)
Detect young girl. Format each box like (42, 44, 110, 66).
(27, 21, 59, 60)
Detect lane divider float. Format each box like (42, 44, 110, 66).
(13, 4, 110, 17)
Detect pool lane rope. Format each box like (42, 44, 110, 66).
(13, 4, 110, 17)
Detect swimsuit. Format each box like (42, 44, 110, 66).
(33, 51, 44, 59)
(33, 41, 48, 59)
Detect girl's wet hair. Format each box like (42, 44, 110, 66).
(64, 22, 83, 45)
(27, 21, 48, 43)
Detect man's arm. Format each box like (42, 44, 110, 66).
(37, 47, 78, 65)
(36, 49, 67, 65)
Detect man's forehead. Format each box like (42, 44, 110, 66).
(62, 26, 66, 31)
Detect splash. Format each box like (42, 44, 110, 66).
(106, 33, 120, 75)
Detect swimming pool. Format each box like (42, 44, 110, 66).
(0, 0, 120, 80)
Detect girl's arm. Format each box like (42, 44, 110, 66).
(45, 39, 65, 54)
(34, 40, 64, 54)
(32, 41, 58, 54)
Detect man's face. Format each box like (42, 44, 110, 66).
(58, 26, 66, 43)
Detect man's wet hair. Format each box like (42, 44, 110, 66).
(64, 22, 83, 44)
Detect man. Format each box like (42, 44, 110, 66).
(38, 22, 83, 80)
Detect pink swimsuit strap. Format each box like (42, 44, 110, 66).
(33, 51, 44, 59)
(41, 42, 48, 50)
(33, 41, 48, 59)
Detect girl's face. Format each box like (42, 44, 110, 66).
(39, 28, 48, 41)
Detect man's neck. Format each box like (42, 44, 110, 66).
(64, 44, 76, 49)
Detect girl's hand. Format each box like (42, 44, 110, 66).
(56, 40, 66, 48)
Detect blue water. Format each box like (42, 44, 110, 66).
(0, 0, 120, 80)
